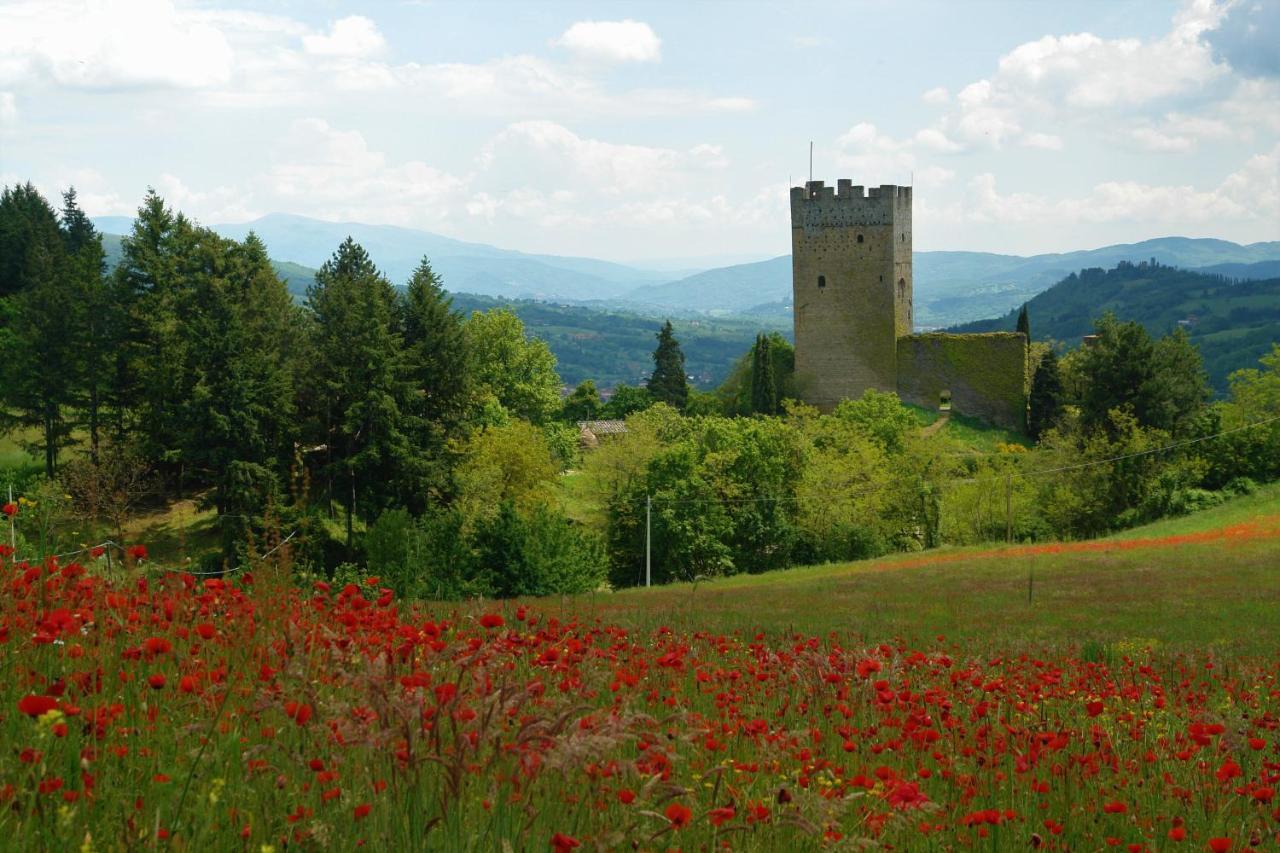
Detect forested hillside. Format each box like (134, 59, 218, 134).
(449, 294, 786, 388)
(953, 261, 1280, 393)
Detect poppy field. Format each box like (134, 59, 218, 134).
(3, 510, 1280, 852)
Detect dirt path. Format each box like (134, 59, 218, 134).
(920, 412, 950, 437)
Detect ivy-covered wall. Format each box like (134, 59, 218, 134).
(896, 333, 1028, 430)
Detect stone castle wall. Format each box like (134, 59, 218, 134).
(896, 333, 1029, 430)
(791, 182, 912, 410)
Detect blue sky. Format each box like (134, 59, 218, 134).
(1, 0, 1276, 262)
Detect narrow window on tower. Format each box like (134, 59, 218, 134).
(857, 234, 864, 243)
(817, 275, 826, 289)
(898, 277, 906, 297)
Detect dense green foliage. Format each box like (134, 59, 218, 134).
(3, 182, 1278, 601)
(448, 293, 789, 390)
(1028, 349, 1064, 440)
(953, 260, 1280, 393)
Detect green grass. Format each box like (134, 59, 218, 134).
(938, 411, 1030, 449)
(554, 482, 1280, 655)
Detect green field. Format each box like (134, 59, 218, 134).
(552, 481, 1280, 655)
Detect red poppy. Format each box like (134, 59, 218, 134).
(708, 806, 736, 827)
(18, 695, 58, 717)
(2, 502, 17, 517)
(479, 613, 504, 629)
(1102, 801, 1127, 814)
(1169, 827, 1186, 841)
(147, 674, 166, 690)
(1086, 700, 1104, 717)
(1208, 839, 1232, 853)
(617, 788, 636, 804)
(665, 802, 692, 830)
(354, 803, 371, 821)
(550, 833, 580, 852)
(127, 544, 148, 561)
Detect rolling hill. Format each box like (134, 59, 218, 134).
(623, 237, 1280, 326)
(951, 260, 1280, 393)
(96, 213, 1280, 329)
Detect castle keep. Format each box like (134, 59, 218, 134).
(791, 180, 1028, 430)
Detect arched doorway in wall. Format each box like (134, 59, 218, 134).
(939, 389, 952, 411)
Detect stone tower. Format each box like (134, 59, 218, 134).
(790, 180, 912, 410)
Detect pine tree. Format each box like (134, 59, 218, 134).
(647, 320, 688, 410)
(1016, 304, 1030, 341)
(113, 190, 195, 474)
(61, 189, 111, 463)
(306, 238, 414, 548)
(181, 230, 299, 560)
(750, 333, 778, 415)
(0, 184, 77, 476)
(400, 256, 471, 503)
(1028, 350, 1064, 440)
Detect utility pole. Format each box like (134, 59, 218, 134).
(645, 494, 652, 588)
(1005, 474, 1013, 544)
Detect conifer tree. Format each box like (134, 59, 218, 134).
(1028, 350, 1064, 440)
(1016, 304, 1030, 341)
(647, 320, 688, 410)
(0, 184, 77, 475)
(400, 256, 471, 503)
(750, 333, 778, 415)
(61, 189, 111, 463)
(182, 230, 299, 559)
(306, 238, 414, 548)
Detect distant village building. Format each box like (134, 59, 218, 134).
(577, 419, 628, 450)
(791, 180, 1029, 430)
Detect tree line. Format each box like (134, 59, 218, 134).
(0, 183, 689, 578)
(2, 181, 1277, 596)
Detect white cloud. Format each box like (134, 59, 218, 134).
(919, 1, 1244, 153)
(478, 120, 728, 197)
(942, 145, 1277, 231)
(914, 127, 962, 153)
(0, 92, 15, 122)
(555, 19, 661, 63)
(265, 118, 467, 226)
(835, 122, 949, 185)
(0, 0, 234, 89)
(302, 16, 386, 58)
(922, 86, 950, 105)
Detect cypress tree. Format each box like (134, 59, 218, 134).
(647, 320, 688, 410)
(750, 333, 778, 415)
(1016, 304, 1030, 341)
(1028, 350, 1064, 440)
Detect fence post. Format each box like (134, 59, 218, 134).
(1005, 474, 1013, 544)
(645, 494, 652, 588)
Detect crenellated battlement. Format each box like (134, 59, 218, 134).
(790, 179, 910, 230)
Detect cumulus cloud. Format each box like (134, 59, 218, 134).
(915, 0, 1243, 153)
(921, 86, 950, 105)
(554, 20, 661, 63)
(835, 123, 955, 187)
(265, 118, 467, 226)
(0, 0, 234, 89)
(302, 16, 386, 58)
(945, 145, 1278, 230)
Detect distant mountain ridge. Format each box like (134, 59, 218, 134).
(93, 213, 1280, 330)
(951, 260, 1280, 394)
(624, 237, 1280, 326)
